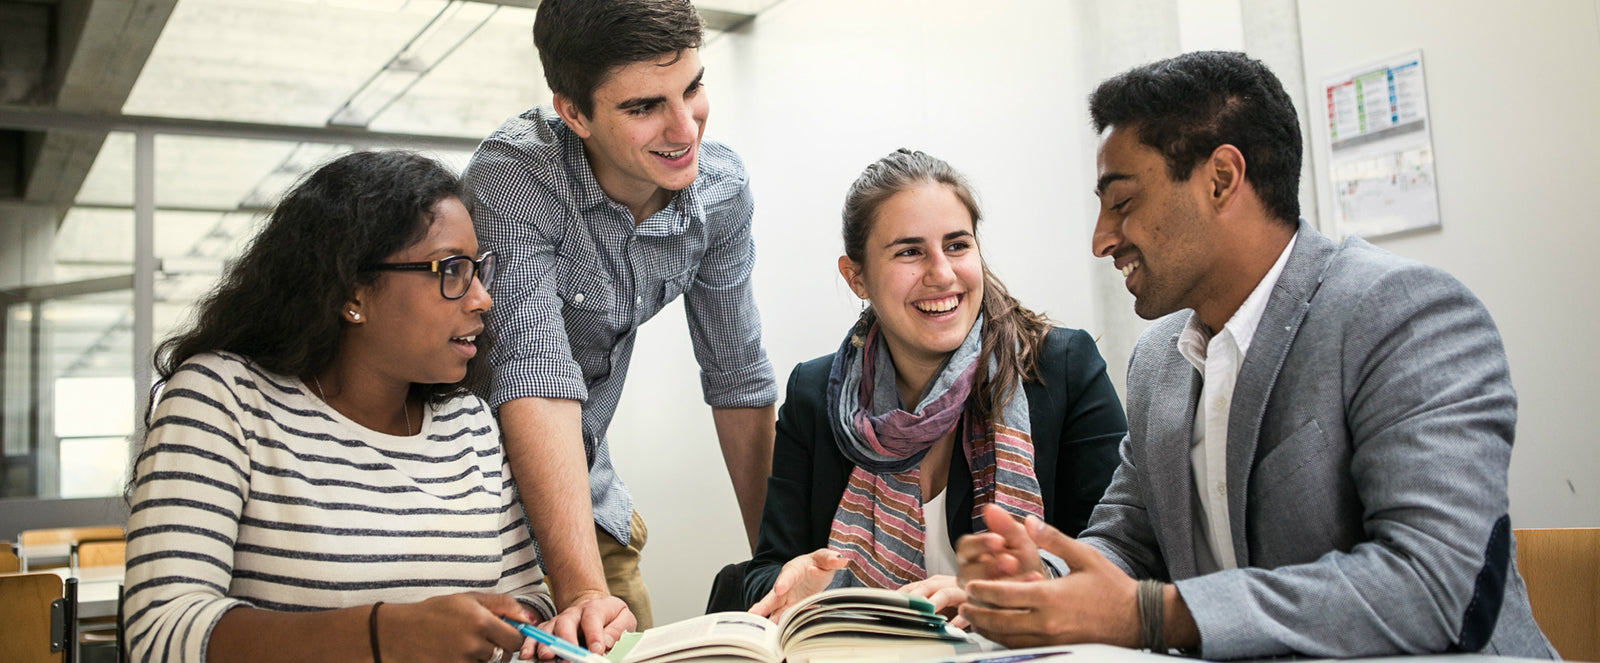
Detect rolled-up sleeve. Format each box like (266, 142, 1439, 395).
(684, 181, 777, 409)
(466, 143, 588, 409)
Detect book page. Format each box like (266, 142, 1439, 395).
(777, 587, 936, 630)
(779, 588, 954, 646)
(620, 611, 782, 663)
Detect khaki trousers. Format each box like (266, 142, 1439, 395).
(597, 510, 653, 629)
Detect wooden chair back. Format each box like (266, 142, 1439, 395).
(17, 526, 124, 548)
(0, 541, 19, 573)
(0, 572, 67, 663)
(18, 527, 124, 572)
(73, 539, 125, 569)
(1514, 527, 1600, 661)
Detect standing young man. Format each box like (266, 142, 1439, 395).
(955, 51, 1554, 659)
(464, 0, 778, 647)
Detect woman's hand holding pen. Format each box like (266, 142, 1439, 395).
(379, 593, 539, 662)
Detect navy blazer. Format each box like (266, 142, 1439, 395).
(742, 327, 1128, 608)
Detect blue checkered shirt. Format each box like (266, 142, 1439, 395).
(464, 107, 778, 545)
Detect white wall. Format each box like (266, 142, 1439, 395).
(1297, 0, 1600, 529)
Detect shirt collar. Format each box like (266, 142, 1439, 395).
(560, 124, 609, 213)
(1176, 233, 1299, 367)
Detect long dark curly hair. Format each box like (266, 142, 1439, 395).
(152, 150, 490, 409)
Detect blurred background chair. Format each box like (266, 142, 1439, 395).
(72, 539, 125, 571)
(70, 538, 126, 663)
(17, 527, 124, 572)
(1, 542, 20, 573)
(1513, 527, 1600, 661)
(0, 572, 77, 663)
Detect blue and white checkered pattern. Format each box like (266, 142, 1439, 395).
(463, 107, 778, 544)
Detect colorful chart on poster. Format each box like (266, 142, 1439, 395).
(1321, 51, 1441, 239)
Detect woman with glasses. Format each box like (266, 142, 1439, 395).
(124, 151, 548, 663)
(743, 150, 1128, 621)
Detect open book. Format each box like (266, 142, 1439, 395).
(607, 587, 986, 663)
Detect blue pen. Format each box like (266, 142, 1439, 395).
(502, 619, 613, 663)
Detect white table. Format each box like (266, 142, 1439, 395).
(47, 565, 123, 619)
(908, 643, 1558, 663)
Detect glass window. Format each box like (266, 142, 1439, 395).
(3, 0, 743, 500)
(2, 130, 135, 499)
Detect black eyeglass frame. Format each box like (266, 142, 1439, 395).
(366, 251, 496, 300)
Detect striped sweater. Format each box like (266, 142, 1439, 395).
(124, 352, 553, 662)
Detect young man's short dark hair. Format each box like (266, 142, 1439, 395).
(533, 0, 704, 118)
(1088, 50, 1303, 226)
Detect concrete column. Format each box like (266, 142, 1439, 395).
(1241, 0, 1319, 230)
(1072, 0, 1181, 395)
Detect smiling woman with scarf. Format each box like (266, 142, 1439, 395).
(743, 149, 1128, 621)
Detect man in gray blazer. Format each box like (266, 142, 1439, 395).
(955, 51, 1555, 659)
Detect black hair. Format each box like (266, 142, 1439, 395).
(152, 150, 488, 406)
(533, 0, 704, 118)
(1089, 50, 1302, 225)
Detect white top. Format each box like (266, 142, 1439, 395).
(921, 488, 960, 578)
(1176, 234, 1297, 573)
(124, 352, 553, 663)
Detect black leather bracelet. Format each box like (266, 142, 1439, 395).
(369, 601, 385, 663)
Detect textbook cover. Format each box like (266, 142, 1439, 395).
(606, 587, 986, 663)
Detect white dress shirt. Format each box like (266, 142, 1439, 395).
(1176, 234, 1297, 573)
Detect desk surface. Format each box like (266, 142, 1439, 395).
(46, 566, 122, 620)
(907, 643, 1555, 663)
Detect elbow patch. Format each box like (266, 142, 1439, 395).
(1452, 514, 1510, 652)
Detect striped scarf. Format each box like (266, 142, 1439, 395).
(824, 314, 1045, 588)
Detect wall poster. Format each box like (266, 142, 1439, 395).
(1321, 50, 1441, 239)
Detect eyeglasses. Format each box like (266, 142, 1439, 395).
(368, 251, 496, 300)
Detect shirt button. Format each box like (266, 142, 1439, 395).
(635, 295, 643, 305)
(1215, 481, 1227, 496)
(573, 293, 585, 304)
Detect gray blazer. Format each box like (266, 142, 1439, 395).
(1080, 222, 1555, 660)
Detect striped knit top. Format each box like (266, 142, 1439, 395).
(124, 352, 553, 662)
